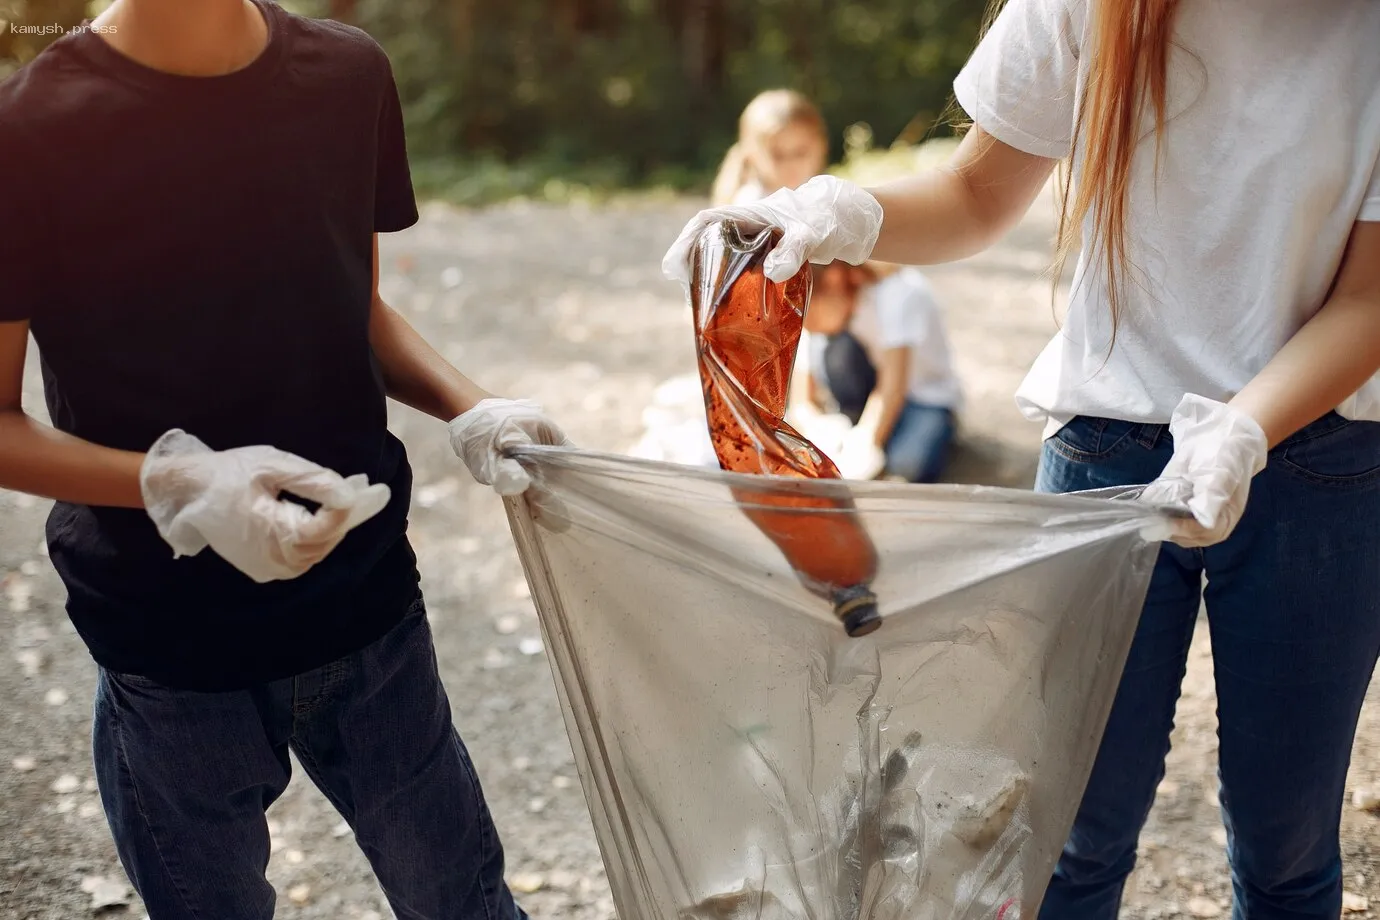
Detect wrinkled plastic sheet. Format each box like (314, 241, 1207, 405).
(505, 446, 1170, 920)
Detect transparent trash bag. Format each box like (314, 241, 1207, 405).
(504, 450, 1171, 920)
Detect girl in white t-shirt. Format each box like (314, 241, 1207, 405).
(797, 262, 961, 483)
(665, 2, 1380, 917)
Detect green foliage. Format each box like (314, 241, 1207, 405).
(834, 135, 960, 188)
(409, 153, 699, 207)
(345, 0, 984, 189)
(0, 0, 87, 77)
(3, 0, 985, 195)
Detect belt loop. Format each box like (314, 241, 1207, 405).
(1134, 423, 1166, 450)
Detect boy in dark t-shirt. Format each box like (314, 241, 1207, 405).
(0, 1, 560, 916)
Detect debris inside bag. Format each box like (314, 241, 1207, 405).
(915, 749, 1030, 850)
(683, 883, 786, 920)
(685, 732, 1031, 920)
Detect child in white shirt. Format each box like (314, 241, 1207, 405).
(797, 262, 961, 482)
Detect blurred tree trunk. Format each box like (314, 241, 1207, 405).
(564, 0, 615, 33)
(692, 0, 727, 96)
(450, 0, 472, 56)
(789, 2, 819, 99)
(656, 0, 727, 96)
(547, 0, 621, 69)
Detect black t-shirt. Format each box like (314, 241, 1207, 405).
(0, 2, 424, 690)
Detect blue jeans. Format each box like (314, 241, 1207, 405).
(1035, 413, 1380, 920)
(819, 331, 955, 483)
(883, 402, 956, 483)
(93, 597, 526, 920)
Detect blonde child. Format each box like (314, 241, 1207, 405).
(707, 89, 960, 482)
(711, 89, 829, 206)
(632, 90, 832, 468)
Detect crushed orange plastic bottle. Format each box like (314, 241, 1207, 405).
(690, 221, 881, 636)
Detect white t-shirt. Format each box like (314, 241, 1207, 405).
(953, 0, 1380, 436)
(807, 268, 962, 410)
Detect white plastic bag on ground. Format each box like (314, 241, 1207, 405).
(504, 446, 1171, 920)
(627, 373, 720, 468)
(628, 371, 883, 482)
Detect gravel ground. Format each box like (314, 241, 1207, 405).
(5, 188, 1380, 919)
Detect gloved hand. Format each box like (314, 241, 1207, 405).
(662, 175, 884, 285)
(836, 424, 888, 481)
(790, 407, 851, 457)
(1139, 394, 1269, 547)
(448, 397, 572, 494)
(450, 398, 574, 533)
(140, 429, 391, 582)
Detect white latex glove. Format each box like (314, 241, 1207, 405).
(661, 175, 884, 285)
(448, 397, 572, 494)
(792, 410, 852, 459)
(788, 395, 823, 426)
(450, 398, 574, 533)
(1139, 394, 1268, 547)
(836, 424, 888, 481)
(140, 429, 392, 583)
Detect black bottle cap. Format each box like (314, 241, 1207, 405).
(833, 585, 881, 637)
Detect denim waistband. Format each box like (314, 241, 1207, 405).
(1081, 410, 1364, 452)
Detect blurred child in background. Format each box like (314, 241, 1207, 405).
(792, 262, 961, 483)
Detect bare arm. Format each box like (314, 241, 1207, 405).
(0, 236, 493, 509)
(866, 347, 911, 447)
(0, 321, 146, 507)
(788, 340, 824, 415)
(367, 236, 493, 421)
(1231, 220, 1380, 447)
(867, 127, 1058, 266)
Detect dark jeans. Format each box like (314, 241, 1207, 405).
(93, 597, 526, 920)
(820, 331, 954, 483)
(1035, 414, 1380, 920)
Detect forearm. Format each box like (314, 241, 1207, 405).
(1231, 290, 1380, 448)
(867, 130, 1057, 266)
(368, 297, 493, 422)
(789, 359, 822, 415)
(866, 390, 907, 448)
(868, 168, 1003, 266)
(0, 410, 145, 508)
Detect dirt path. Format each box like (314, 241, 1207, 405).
(4, 191, 1380, 919)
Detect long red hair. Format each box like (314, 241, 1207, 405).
(1051, 0, 1182, 337)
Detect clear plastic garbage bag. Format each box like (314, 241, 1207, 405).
(504, 447, 1173, 920)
